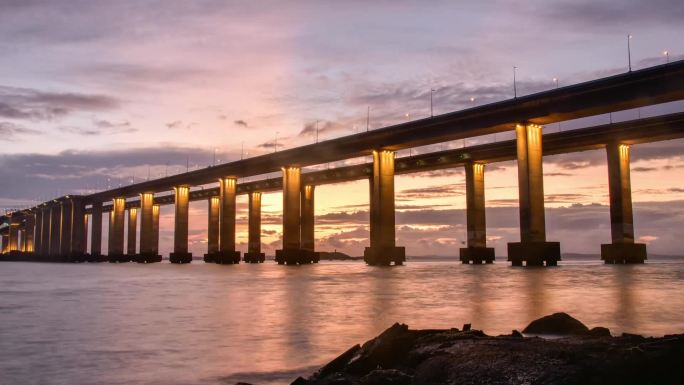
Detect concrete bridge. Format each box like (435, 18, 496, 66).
(2, 61, 684, 266)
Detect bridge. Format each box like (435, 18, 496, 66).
(2, 61, 684, 266)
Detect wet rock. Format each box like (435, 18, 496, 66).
(235, 383, 254, 385)
(360, 369, 412, 385)
(588, 326, 612, 337)
(346, 323, 416, 376)
(522, 312, 589, 335)
(462, 323, 471, 331)
(511, 329, 523, 338)
(318, 344, 361, 377)
(291, 377, 309, 385)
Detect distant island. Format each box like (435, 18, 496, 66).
(317, 251, 363, 261)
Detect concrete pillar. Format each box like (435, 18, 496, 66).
(49, 205, 62, 259)
(276, 167, 314, 264)
(107, 197, 126, 262)
(507, 123, 560, 266)
(59, 201, 73, 260)
(27, 212, 37, 254)
(137, 192, 160, 263)
(40, 207, 50, 257)
(127, 208, 138, 257)
(300, 185, 319, 263)
(90, 202, 103, 261)
(69, 198, 86, 261)
(216, 178, 240, 264)
(460, 162, 495, 264)
(1, 234, 8, 254)
(83, 214, 89, 256)
(244, 192, 266, 263)
(34, 210, 43, 256)
(601, 143, 647, 263)
(8, 218, 20, 252)
(364, 150, 405, 266)
(19, 229, 26, 252)
(170, 185, 193, 264)
(204, 196, 220, 262)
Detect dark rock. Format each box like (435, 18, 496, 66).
(360, 369, 412, 385)
(291, 377, 308, 385)
(318, 344, 361, 377)
(588, 326, 612, 337)
(522, 312, 589, 335)
(621, 332, 646, 340)
(462, 323, 471, 331)
(511, 329, 523, 338)
(235, 383, 254, 385)
(346, 323, 416, 376)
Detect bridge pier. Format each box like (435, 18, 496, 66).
(244, 192, 266, 263)
(460, 162, 495, 264)
(40, 207, 51, 258)
(211, 177, 240, 264)
(90, 202, 104, 262)
(364, 150, 406, 266)
(1, 234, 8, 254)
(301, 185, 319, 263)
(136, 192, 161, 263)
(49, 204, 62, 260)
(601, 143, 647, 264)
(59, 201, 73, 261)
(507, 124, 560, 267)
(204, 196, 220, 262)
(170, 185, 193, 264)
(107, 197, 126, 262)
(34, 210, 42, 256)
(126, 208, 138, 260)
(24, 214, 34, 253)
(276, 167, 314, 264)
(8, 217, 20, 254)
(68, 198, 86, 262)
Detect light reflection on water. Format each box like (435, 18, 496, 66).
(1, 259, 683, 385)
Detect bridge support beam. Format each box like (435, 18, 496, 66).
(33, 211, 42, 255)
(19, 229, 26, 252)
(8, 218, 20, 253)
(244, 192, 265, 263)
(49, 205, 62, 260)
(170, 185, 193, 263)
(204, 196, 220, 262)
(90, 202, 103, 261)
(41, 207, 51, 258)
(69, 198, 86, 262)
(460, 162, 495, 264)
(364, 150, 406, 266)
(1, 234, 8, 254)
(300, 185, 319, 263)
(601, 143, 647, 263)
(136, 192, 161, 263)
(276, 167, 316, 264)
(108, 197, 126, 262)
(126, 208, 138, 258)
(153, 204, 160, 259)
(212, 178, 240, 264)
(59, 201, 73, 261)
(507, 123, 560, 266)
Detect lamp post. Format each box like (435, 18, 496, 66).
(213, 148, 217, 166)
(664, 50, 669, 64)
(366, 106, 370, 132)
(430, 88, 435, 117)
(627, 34, 633, 72)
(553, 77, 559, 89)
(470, 97, 475, 106)
(315, 120, 319, 143)
(274, 131, 279, 153)
(513, 66, 518, 98)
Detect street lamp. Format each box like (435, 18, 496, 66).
(274, 131, 279, 153)
(405, 112, 410, 121)
(553, 77, 559, 89)
(213, 148, 217, 166)
(430, 88, 435, 117)
(513, 66, 518, 98)
(664, 50, 670, 64)
(470, 97, 475, 106)
(315, 120, 319, 143)
(627, 34, 633, 72)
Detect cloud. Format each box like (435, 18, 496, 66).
(397, 184, 465, 199)
(166, 120, 197, 130)
(234, 120, 249, 128)
(59, 119, 136, 136)
(0, 121, 40, 139)
(540, 0, 684, 29)
(0, 85, 119, 121)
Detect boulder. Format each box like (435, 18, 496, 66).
(587, 326, 612, 337)
(522, 312, 589, 335)
(360, 369, 412, 385)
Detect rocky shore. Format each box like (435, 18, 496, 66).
(277, 313, 684, 385)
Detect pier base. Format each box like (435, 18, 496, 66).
(69, 252, 88, 263)
(459, 247, 495, 264)
(243, 252, 266, 263)
(363, 246, 406, 266)
(134, 253, 163, 263)
(208, 251, 241, 264)
(169, 252, 193, 264)
(507, 242, 560, 267)
(601, 243, 646, 264)
(107, 253, 130, 263)
(275, 249, 319, 265)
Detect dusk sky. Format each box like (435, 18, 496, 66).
(2, 0, 684, 257)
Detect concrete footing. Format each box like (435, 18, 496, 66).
(275, 248, 319, 265)
(601, 243, 647, 264)
(459, 247, 495, 264)
(363, 246, 406, 266)
(169, 252, 193, 264)
(243, 252, 266, 263)
(134, 253, 162, 263)
(507, 242, 560, 267)
(107, 254, 131, 263)
(206, 251, 241, 264)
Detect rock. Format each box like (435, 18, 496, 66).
(291, 378, 308, 385)
(318, 344, 362, 377)
(462, 323, 471, 331)
(522, 312, 589, 335)
(360, 369, 412, 385)
(511, 329, 523, 338)
(235, 383, 254, 385)
(587, 326, 612, 337)
(346, 323, 416, 376)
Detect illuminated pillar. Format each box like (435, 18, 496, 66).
(216, 178, 240, 264)
(507, 123, 560, 266)
(34, 210, 43, 255)
(127, 208, 138, 257)
(40, 207, 50, 257)
(107, 197, 126, 262)
(276, 167, 306, 264)
(244, 192, 266, 263)
(364, 150, 405, 266)
(204, 196, 220, 262)
(90, 202, 103, 261)
(25, 213, 35, 253)
(300, 185, 319, 263)
(69, 198, 86, 261)
(137, 192, 160, 262)
(8, 217, 20, 252)
(1, 234, 8, 254)
(59, 201, 73, 260)
(83, 214, 89, 257)
(601, 143, 647, 263)
(19, 229, 26, 252)
(170, 185, 193, 263)
(152, 204, 160, 256)
(49, 204, 62, 259)
(460, 162, 495, 264)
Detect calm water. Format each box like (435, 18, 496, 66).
(1, 258, 684, 385)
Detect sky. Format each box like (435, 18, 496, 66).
(1, 0, 684, 257)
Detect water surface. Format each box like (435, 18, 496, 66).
(1, 259, 683, 384)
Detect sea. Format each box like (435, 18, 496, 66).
(1, 256, 683, 385)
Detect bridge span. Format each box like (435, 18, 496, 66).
(2, 61, 684, 266)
